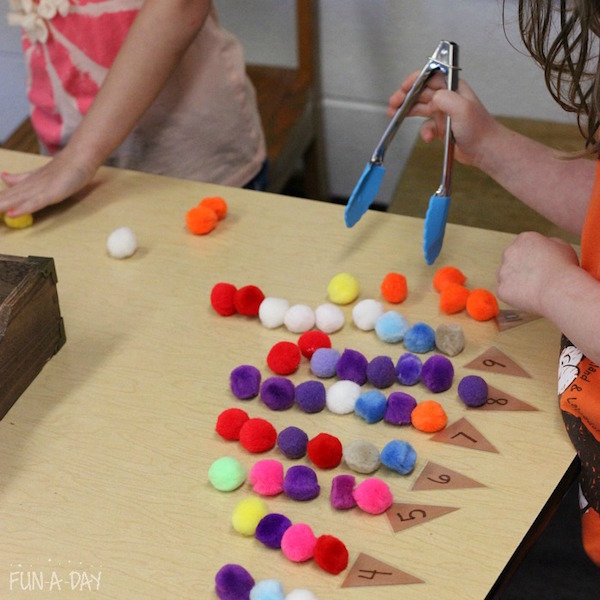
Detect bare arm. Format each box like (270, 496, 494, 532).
(389, 73, 594, 235)
(0, 0, 211, 215)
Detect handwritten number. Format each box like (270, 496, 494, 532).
(427, 473, 451, 485)
(451, 431, 477, 444)
(396, 509, 427, 522)
(483, 358, 506, 368)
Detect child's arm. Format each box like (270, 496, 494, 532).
(389, 72, 595, 236)
(0, 0, 211, 216)
(497, 232, 600, 364)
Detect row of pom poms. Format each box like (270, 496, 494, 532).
(210, 267, 499, 333)
(213, 459, 397, 516)
(186, 196, 228, 235)
(215, 563, 318, 600)
(232, 497, 349, 573)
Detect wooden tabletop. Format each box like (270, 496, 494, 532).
(0, 149, 575, 599)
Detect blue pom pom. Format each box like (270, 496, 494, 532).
(381, 440, 417, 475)
(250, 579, 285, 600)
(403, 322, 436, 353)
(355, 390, 387, 423)
(395, 352, 422, 385)
(374, 311, 410, 343)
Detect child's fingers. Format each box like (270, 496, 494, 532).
(1, 170, 31, 187)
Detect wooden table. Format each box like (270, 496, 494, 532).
(0, 149, 576, 599)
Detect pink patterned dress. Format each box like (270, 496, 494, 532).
(8, 0, 266, 187)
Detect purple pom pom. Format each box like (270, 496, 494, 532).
(255, 513, 293, 548)
(366, 355, 396, 388)
(331, 474, 357, 510)
(283, 465, 320, 501)
(278, 426, 309, 459)
(384, 391, 417, 425)
(295, 380, 326, 413)
(336, 348, 368, 385)
(421, 355, 454, 393)
(260, 377, 295, 410)
(458, 375, 489, 407)
(310, 348, 341, 378)
(215, 563, 255, 600)
(395, 353, 422, 386)
(229, 365, 261, 399)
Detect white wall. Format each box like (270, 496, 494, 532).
(2, 1, 574, 205)
(0, 12, 29, 141)
(218, 0, 573, 205)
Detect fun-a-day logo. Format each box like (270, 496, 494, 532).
(8, 559, 102, 592)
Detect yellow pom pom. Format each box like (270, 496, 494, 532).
(4, 213, 33, 229)
(231, 496, 269, 536)
(327, 273, 360, 305)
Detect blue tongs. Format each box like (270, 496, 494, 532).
(344, 40, 459, 265)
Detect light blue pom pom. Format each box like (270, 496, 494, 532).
(310, 348, 341, 378)
(374, 311, 410, 343)
(355, 390, 387, 423)
(403, 322, 436, 353)
(250, 579, 286, 600)
(381, 440, 417, 475)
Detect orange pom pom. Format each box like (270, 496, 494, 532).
(439, 283, 470, 314)
(411, 400, 447, 432)
(466, 288, 499, 321)
(380, 272, 407, 303)
(433, 266, 466, 292)
(186, 205, 218, 235)
(200, 196, 228, 220)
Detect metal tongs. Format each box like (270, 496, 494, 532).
(344, 40, 459, 264)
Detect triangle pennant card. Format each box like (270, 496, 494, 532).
(495, 309, 541, 332)
(475, 385, 538, 412)
(412, 461, 487, 491)
(386, 502, 459, 533)
(429, 417, 499, 453)
(341, 553, 424, 588)
(464, 346, 531, 378)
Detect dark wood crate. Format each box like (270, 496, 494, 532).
(0, 254, 66, 420)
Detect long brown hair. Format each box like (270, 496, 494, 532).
(512, 0, 600, 153)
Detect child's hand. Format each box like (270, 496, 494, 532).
(496, 232, 580, 316)
(0, 150, 96, 216)
(387, 73, 500, 170)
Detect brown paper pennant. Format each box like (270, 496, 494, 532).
(496, 309, 542, 332)
(412, 461, 486, 491)
(341, 553, 424, 588)
(386, 502, 459, 533)
(429, 417, 499, 453)
(474, 385, 539, 411)
(464, 346, 531, 378)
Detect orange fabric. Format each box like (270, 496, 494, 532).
(581, 160, 600, 280)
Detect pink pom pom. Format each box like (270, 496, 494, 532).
(248, 459, 284, 496)
(353, 478, 393, 514)
(280, 523, 317, 562)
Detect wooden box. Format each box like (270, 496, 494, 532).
(0, 254, 66, 420)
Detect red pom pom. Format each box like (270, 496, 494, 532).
(307, 433, 343, 469)
(234, 285, 265, 317)
(298, 330, 331, 359)
(215, 407, 250, 441)
(239, 418, 277, 453)
(210, 282, 238, 316)
(266, 341, 301, 375)
(313, 534, 349, 574)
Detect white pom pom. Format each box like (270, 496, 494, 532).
(314, 303, 345, 333)
(326, 380, 361, 414)
(284, 304, 315, 333)
(259, 297, 290, 329)
(286, 590, 318, 600)
(107, 226, 137, 259)
(352, 298, 384, 331)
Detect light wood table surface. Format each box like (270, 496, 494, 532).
(0, 149, 576, 599)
